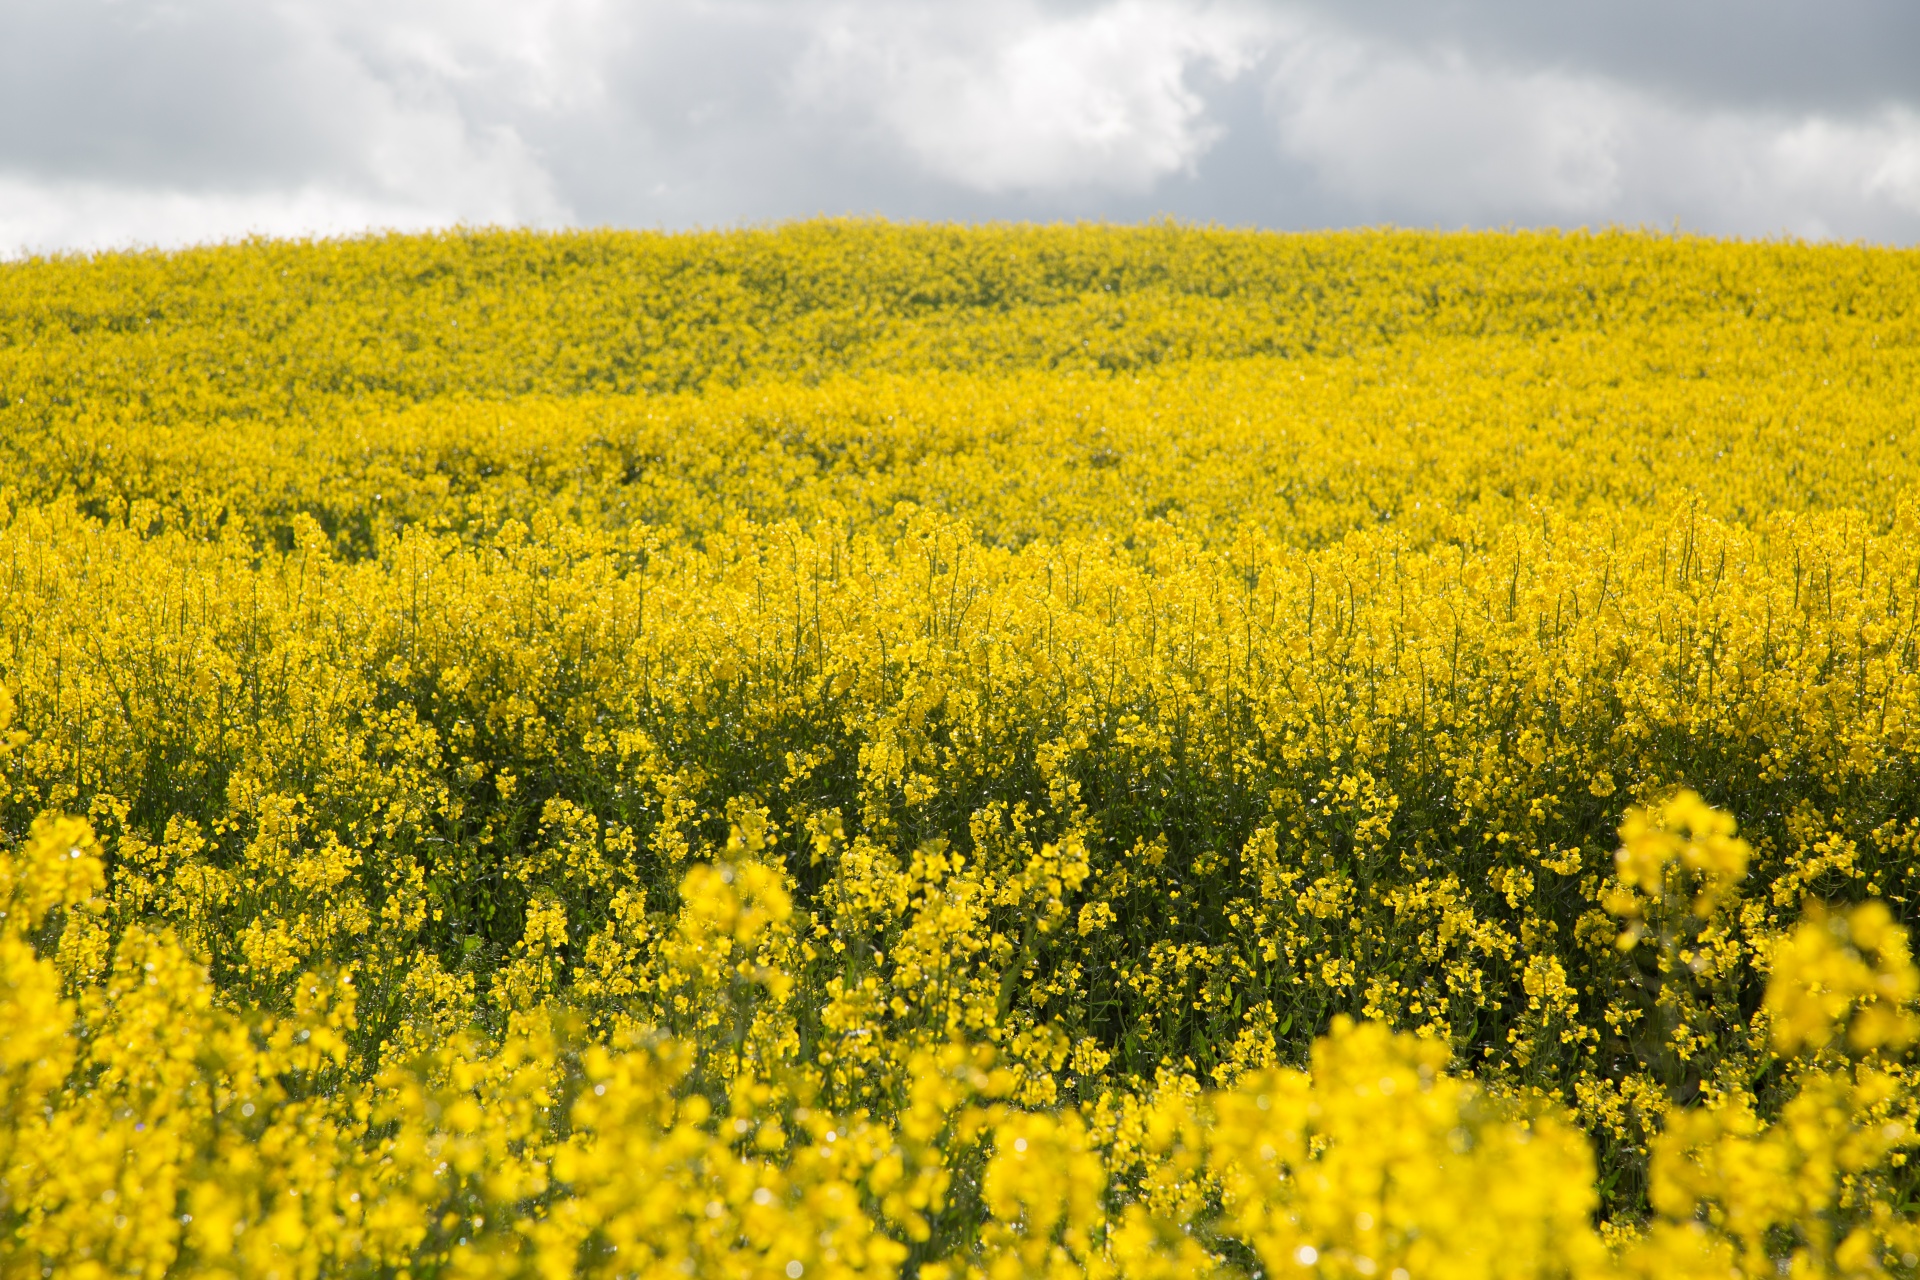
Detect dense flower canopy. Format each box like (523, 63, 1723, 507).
(3, 223, 1920, 1276)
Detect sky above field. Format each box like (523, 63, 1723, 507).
(3, 0, 1919, 256)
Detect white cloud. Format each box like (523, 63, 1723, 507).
(0, 177, 436, 258)
(1255, 18, 1920, 238)
(793, 1, 1269, 193)
(1267, 36, 1625, 217)
(1802, 112, 1920, 217)
(303, 0, 621, 115)
(1, 0, 1918, 254)
(1870, 140, 1920, 215)
(0, 0, 577, 257)
(0, 119, 568, 260)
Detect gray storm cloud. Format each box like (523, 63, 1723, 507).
(1, 0, 1916, 255)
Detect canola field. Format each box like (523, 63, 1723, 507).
(4, 222, 1920, 1278)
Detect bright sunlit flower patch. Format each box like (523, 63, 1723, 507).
(3, 221, 1920, 1276)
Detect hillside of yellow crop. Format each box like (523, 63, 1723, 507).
(4, 223, 1920, 1277)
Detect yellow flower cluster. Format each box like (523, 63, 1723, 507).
(3, 222, 1920, 1276)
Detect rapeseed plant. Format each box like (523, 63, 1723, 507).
(3, 222, 1920, 1276)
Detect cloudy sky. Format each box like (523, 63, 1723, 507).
(3, 0, 1918, 256)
